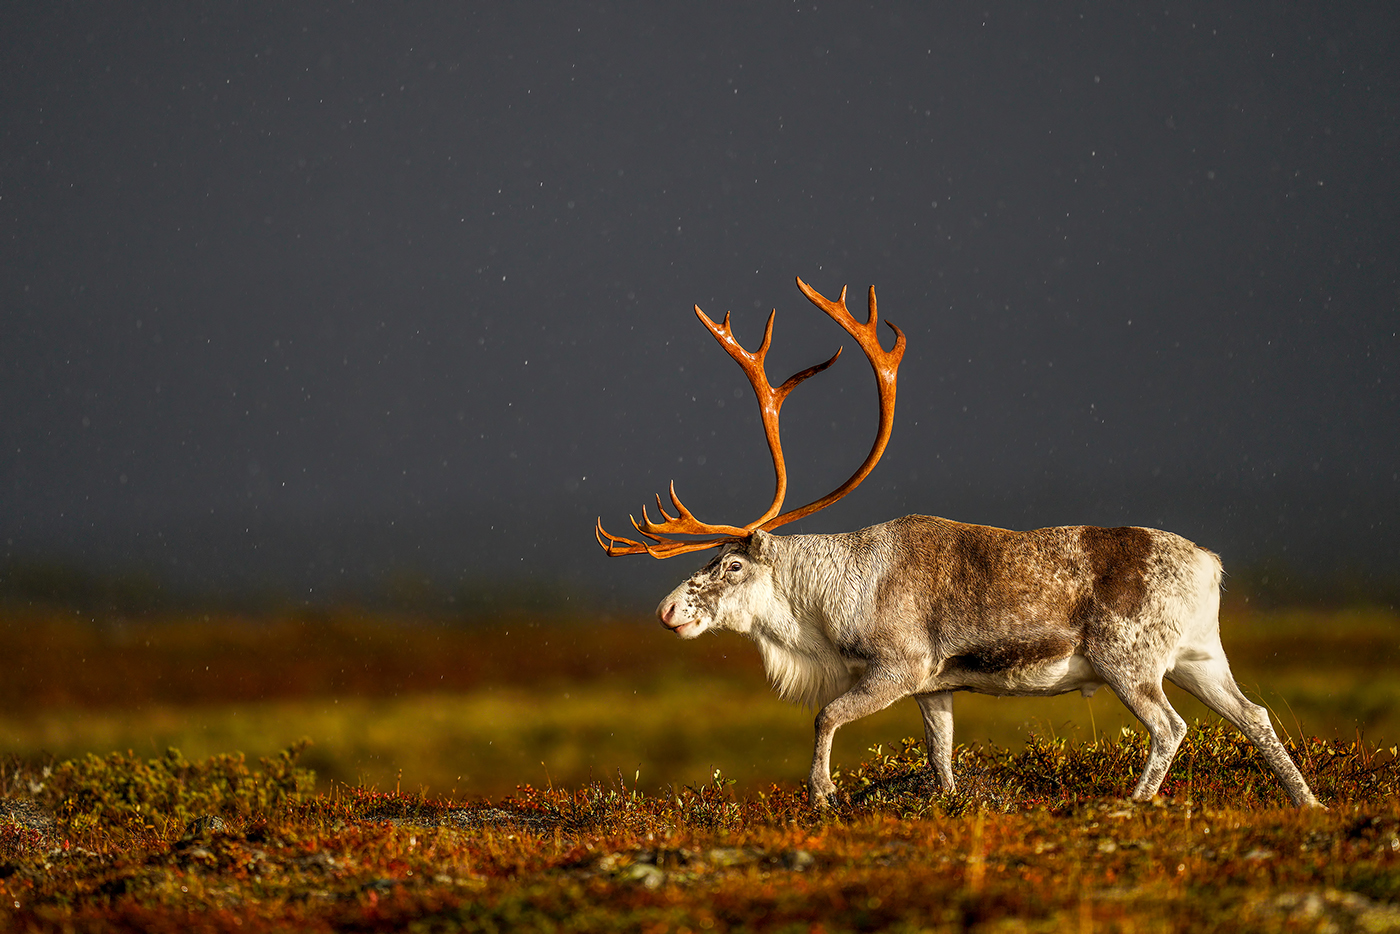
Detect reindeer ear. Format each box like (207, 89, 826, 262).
(747, 529, 776, 563)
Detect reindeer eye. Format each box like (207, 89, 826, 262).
(727, 561, 743, 573)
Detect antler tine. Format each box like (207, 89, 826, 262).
(629, 480, 750, 539)
(595, 517, 650, 556)
(595, 517, 734, 558)
(693, 304, 841, 529)
(763, 277, 905, 530)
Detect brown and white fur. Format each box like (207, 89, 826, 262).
(656, 515, 1319, 808)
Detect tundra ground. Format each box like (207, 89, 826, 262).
(1, 604, 1397, 931)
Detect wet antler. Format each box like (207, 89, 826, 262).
(596, 276, 904, 558)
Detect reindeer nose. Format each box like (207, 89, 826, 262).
(659, 600, 678, 627)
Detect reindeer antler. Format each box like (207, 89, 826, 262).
(596, 276, 903, 558)
(763, 278, 904, 529)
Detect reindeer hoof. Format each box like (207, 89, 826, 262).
(808, 779, 837, 808)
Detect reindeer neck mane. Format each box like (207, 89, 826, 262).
(744, 531, 872, 710)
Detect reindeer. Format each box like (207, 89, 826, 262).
(597, 277, 1319, 809)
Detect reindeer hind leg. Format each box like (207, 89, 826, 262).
(1167, 654, 1320, 807)
(1100, 674, 1189, 802)
(914, 691, 956, 793)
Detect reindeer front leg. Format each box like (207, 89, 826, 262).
(809, 665, 914, 806)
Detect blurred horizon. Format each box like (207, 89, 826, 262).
(3, 531, 1395, 619)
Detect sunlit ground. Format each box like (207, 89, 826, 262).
(2, 604, 1396, 798)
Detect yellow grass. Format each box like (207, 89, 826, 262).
(3, 606, 1396, 799)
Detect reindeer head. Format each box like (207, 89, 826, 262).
(655, 532, 783, 638)
(596, 276, 904, 635)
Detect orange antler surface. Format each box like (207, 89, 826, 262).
(596, 276, 903, 558)
(763, 277, 904, 530)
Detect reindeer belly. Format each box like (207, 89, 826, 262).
(927, 624, 1105, 697)
(934, 652, 1102, 697)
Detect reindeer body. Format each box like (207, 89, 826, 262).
(658, 515, 1319, 808)
(602, 276, 1317, 808)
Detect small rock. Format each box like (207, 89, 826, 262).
(0, 799, 55, 836)
(620, 863, 665, 889)
(783, 849, 815, 872)
(706, 847, 754, 868)
(362, 878, 400, 894)
(183, 815, 228, 837)
(295, 851, 340, 872)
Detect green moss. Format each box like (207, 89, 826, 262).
(42, 740, 314, 835)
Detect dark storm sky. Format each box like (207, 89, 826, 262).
(3, 3, 1397, 603)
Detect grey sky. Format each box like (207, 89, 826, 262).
(3, 3, 1396, 605)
